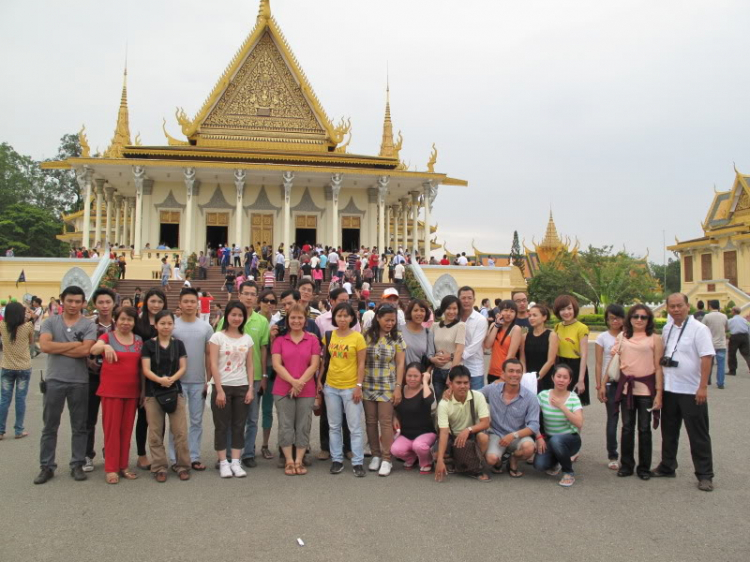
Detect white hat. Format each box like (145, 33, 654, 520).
(382, 287, 400, 298)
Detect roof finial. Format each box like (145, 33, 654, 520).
(103, 63, 132, 158)
(379, 70, 395, 158)
(258, 0, 271, 21)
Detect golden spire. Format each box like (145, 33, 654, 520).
(258, 0, 271, 21)
(540, 210, 563, 248)
(379, 80, 395, 158)
(103, 66, 132, 158)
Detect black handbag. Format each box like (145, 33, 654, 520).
(152, 338, 180, 414)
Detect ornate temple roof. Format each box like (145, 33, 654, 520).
(102, 68, 132, 158)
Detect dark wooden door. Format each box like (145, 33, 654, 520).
(724, 250, 738, 287)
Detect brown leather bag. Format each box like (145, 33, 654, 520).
(449, 391, 484, 474)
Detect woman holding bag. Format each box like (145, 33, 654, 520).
(141, 310, 190, 483)
(613, 304, 663, 480)
(402, 299, 436, 372)
(595, 304, 626, 470)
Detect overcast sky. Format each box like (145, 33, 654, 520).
(3, 0, 749, 261)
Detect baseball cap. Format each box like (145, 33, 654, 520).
(382, 287, 400, 299)
(368, 302, 376, 308)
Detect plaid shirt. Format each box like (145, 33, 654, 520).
(363, 334, 406, 402)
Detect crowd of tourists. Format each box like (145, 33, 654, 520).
(0, 264, 723, 491)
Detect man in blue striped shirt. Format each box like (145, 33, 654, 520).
(480, 359, 540, 477)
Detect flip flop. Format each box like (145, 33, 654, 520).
(490, 463, 505, 474)
(106, 472, 120, 484)
(191, 461, 207, 471)
(261, 446, 274, 460)
(119, 470, 138, 480)
(508, 468, 524, 478)
(15, 432, 28, 439)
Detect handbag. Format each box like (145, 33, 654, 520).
(419, 328, 432, 373)
(449, 391, 484, 474)
(154, 386, 180, 414)
(606, 332, 624, 383)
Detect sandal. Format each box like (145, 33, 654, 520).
(119, 470, 138, 480)
(559, 473, 576, 487)
(294, 462, 308, 475)
(546, 464, 562, 476)
(154, 471, 168, 483)
(284, 462, 296, 476)
(105, 472, 120, 484)
(261, 446, 274, 460)
(191, 461, 207, 471)
(15, 432, 28, 439)
(490, 463, 505, 474)
(468, 471, 491, 482)
(608, 460, 619, 470)
(178, 470, 190, 481)
(508, 457, 523, 478)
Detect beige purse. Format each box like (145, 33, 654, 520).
(606, 333, 624, 383)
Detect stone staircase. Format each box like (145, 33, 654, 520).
(114, 266, 412, 311)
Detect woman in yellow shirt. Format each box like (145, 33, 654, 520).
(321, 302, 367, 477)
(553, 295, 590, 406)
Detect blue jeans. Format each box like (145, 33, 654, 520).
(169, 383, 205, 464)
(0, 368, 32, 435)
(323, 384, 365, 465)
(713, 349, 726, 387)
(239, 380, 262, 459)
(432, 368, 450, 402)
(470, 376, 485, 390)
(534, 433, 582, 475)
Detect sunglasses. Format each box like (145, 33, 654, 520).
(262, 299, 277, 305)
(631, 314, 649, 321)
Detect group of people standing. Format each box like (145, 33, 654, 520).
(0, 274, 719, 491)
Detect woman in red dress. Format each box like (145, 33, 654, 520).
(90, 306, 143, 484)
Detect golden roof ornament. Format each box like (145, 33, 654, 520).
(426, 143, 437, 173)
(78, 125, 91, 158)
(540, 210, 563, 248)
(379, 83, 396, 158)
(258, 0, 271, 21)
(103, 66, 132, 158)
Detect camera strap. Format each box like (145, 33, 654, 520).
(664, 316, 690, 360)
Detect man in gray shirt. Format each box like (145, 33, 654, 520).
(169, 288, 214, 471)
(35, 285, 97, 484)
(727, 306, 750, 377)
(161, 257, 171, 287)
(480, 359, 540, 476)
(702, 300, 728, 388)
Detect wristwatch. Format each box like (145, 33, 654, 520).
(513, 431, 519, 440)
(356, 383, 362, 388)
(467, 425, 472, 434)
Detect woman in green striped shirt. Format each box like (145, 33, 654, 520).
(534, 364, 584, 487)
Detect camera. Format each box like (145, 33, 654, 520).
(659, 356, 679, 368)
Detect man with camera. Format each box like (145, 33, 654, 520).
(652, 293, 715, 491)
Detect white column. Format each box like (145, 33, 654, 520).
(330, 173, 342, 249)
(76, 166, 93, 249)
(128, 198, 135, 247)
(132, 167, 147, 257)
(385, 205, 391, 250)
(122, 195, 130, 248)
(367, 187, 378, 251)
(401, 198, 408, 253)
(377, 177, 389, 254)
(410, 191, 420, 257)
(104, 186, 114, 248)
(183, 168, 199, 254)
(114, 194, 123, 246)
(423, 181, 433, 260)
(93, 179, 104, 248)
(282, 171, 294, 259)
(234, 169, 246, 248)
(392, 205, 399, 250)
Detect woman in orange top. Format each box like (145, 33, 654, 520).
(483, 300, 523, 384)
(612, 304, 663, 480)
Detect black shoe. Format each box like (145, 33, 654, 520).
(352, 465, 366, 477)
(330, 462, 344, 474)
(34, 468, 54, 485)
(637, 472, 651, 481)
(718, 384, 725, 389)
(70, 465, 87, 481)
(241, 457, 257, 469)
(651, 467, 676, 478)
(698, 479, 714, 492)
(728, 371, 736, 376)
(302, 452, 313, 467)
(617, 470, 633, 477)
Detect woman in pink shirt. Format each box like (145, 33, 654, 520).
(272, 303, 321, 476)
(613, 304, 664, 480)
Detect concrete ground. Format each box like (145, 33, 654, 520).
(1, 344, 748, 562)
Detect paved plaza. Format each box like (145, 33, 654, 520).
(1, 344, 749, 562)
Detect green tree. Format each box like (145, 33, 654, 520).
(649, 258, 681, 296)
(0, 203, 67, 257)
(40, 133, 83, 215)
(527, 251, 586, 307)
(509, 230, 525, 276)
(0, 143, 37, 209)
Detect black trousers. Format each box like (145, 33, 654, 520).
(85, 373, 101, 458)
(620, 395, 653, 475)
(136, 406, 149, 457)
(727, 333, 750, 374)
(319, 401, 351, 454)
(658, 391, 714, 480)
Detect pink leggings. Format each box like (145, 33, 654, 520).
(390, 433, 437, 467)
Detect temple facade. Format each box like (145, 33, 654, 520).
(668, 168, 750, 308)
(47, 0, 465, 258)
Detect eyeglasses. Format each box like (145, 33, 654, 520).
(513, 298, 528, 303)
(262, 299, 277, 305)
(631, 314, 649, 321)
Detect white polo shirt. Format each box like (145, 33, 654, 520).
(662, 316, 714, 395)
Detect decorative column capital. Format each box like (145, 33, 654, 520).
(114, 193, 123, 206)
(76, 165, 93, 187)
(93, 178, 105, 193)
(424, 180, 438, 211)
(330, 173, 343, 202)
(104, 186, 115, 201)
(183, 167, 200, 198)
(410, 190, 420, 205)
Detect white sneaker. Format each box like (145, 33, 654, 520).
(219, 460, 233, 478)
(230, 460, 247, 478)
(368, 456, 381, 471)
(378, 460, 392, 477)
(82, 456, 94, 473)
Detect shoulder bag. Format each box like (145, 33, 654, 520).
(606, 332, 624, 383)
(153, 338, 180, 414)
(449, 391, 484, 474)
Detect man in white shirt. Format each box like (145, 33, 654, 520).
(457, 252, 469, 266)
(394, 262, 405, 285)
(362, 288, 406, 330)
(459, 286, 488, 390)
(653, 293, 715, 492)
(274, 250, 285, 281)
(327, 249, 339, 279)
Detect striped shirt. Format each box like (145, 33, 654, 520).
(363, 334, 406, 402)
(538, 390, 581, 435)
